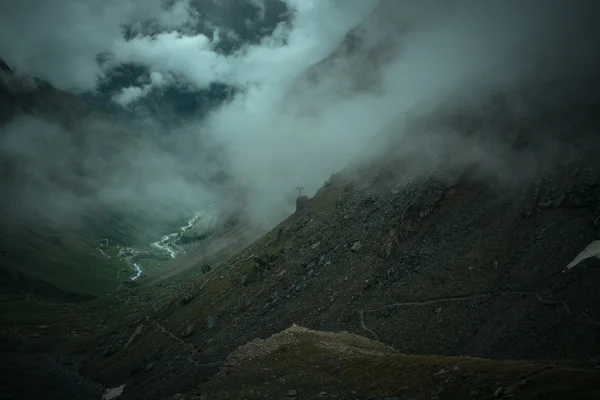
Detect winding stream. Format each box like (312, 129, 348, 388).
(131, 210, 217, 280)
(98, 210, 218, 281)
(151, 211, 204, 259)
(131, 263, 143, 281)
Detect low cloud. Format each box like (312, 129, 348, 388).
(113, 71, 171, 106)
(0, 0, 201, 92)
(196, 0, 600, 225)
(1, 0, 599, 235)
(0, 113, 222, 242)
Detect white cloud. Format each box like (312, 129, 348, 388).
(112, 71, 171, 106)
(112, 31, 231, 88)
(105, 0, 379, 103)
(113, 86, 146, 107)
(0, 0, 378, 95)
(194, 0, 600, 227)
(248, 0, 267, 21)
(0, 0, 199, 91)
(2, 0, 599, 231)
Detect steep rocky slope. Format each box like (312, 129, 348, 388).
(46, 113, 597, 399)
(4, 109, 600, 399)
(3, 2, 600, 398)
(4, 62, 599, 397)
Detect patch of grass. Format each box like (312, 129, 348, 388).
(197, 329, 600, 400)
(0, 220, 124, 296)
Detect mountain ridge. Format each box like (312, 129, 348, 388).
(3, 2, 600, 397)
(0, 59, 207, 297)
(36, 144, 600, 399)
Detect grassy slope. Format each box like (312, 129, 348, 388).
(0, 79, 126, 297)
(0, 218, 126, 296)
(194, 326, 600, 400)
(0, 199, 208, 298)
(0, 75, 196, 297)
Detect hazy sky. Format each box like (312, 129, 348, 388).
(1, 0, 599, 231)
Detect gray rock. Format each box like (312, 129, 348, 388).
(538, 199, 554, 209)
(286, 389, 298, 397)
(145, 362, 155, 372)
(378, 307, 391, 317)
(552, 193, 565, 207)
(206, 315, 217, 329)
(241, 274, 251, 286)
(587, 355, 600, 366)
(102, 342, 121, 357)
(181, 324, 195, 338)
(200, 264, 212, 274)
(254, 253, 278, 267)
(567, 184, 597, 208)
(493, 387, 504, 398)
(351, 241, 362, 252)
(179, 292, 196, 307)
(125, 324, 144, 348)
(592, 215, 600, 229)
(381, 241, 393, 258)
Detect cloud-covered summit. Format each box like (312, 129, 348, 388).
(1, 0, 599, 233)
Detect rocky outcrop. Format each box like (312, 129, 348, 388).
(295, 195, 309, 212)
(190, 325, 600, 400)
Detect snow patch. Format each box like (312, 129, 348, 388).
(565, 241, 600, 271)
(102, 384, 125, 400)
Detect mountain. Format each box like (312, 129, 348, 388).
(3, 2, 600, 399)
(0, 61, 217, 298)
(3, 78, 600, 398)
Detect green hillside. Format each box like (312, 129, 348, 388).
(0, 217, 126, 297)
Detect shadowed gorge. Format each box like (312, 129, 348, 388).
(1, 1, 600, 399)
